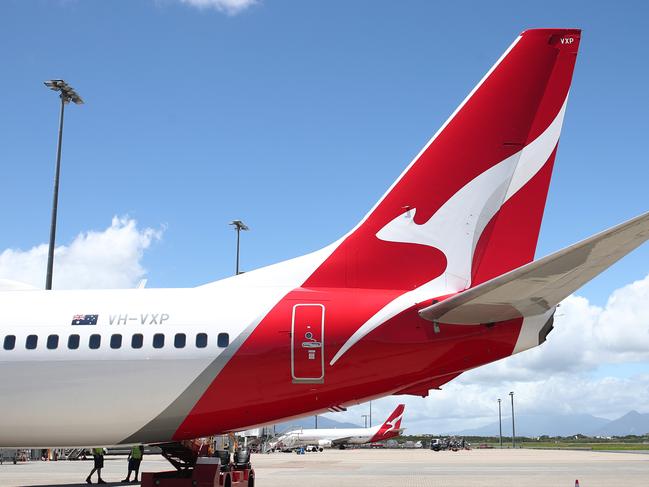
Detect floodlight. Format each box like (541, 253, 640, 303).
(230, 220, 250, 231)
(44, 79, 84, 104)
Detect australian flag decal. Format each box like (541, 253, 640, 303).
(71, 314, 98, 326)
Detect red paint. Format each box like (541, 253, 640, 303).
(370, 404, 405, 442)
(172, 29, 581, 440)
(304, 29, 580, 292)
(173, 287, 523, 439)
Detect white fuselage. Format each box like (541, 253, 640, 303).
(0, 250, 331, 447)
(0, 280, 291, 447)
(0, 287, 231, 446)
(277, 426, 380, 448)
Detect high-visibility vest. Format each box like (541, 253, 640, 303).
(131, 446, 143, 460)
(93, 448, 103, 456)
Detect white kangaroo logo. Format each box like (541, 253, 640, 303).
(382, 413, 402, 435)
(331, 97, 568, 366)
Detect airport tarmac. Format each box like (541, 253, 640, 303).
(0, 448, 648, 487)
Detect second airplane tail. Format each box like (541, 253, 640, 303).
(369, 404, 405, 442)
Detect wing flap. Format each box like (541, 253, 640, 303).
(419, 211, 649, 324)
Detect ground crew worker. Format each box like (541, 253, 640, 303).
(122, 445, 144, 483)
(86, 447, 106, 484)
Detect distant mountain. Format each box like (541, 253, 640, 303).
(452, 410, 649, 438)
(455, 413, 609, 437)
(275, 416, 361, 433)
(592, 410, 649, 436)
(276, 410, 649, 438)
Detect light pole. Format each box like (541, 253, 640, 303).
(229, 220, 249, 275)
(509, 391, 516, 448)
(43, 79, 83, 290)
(361, 414, 369, 428)
(498, 398, 503, 448)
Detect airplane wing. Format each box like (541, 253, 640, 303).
(419, 210, 649, 325)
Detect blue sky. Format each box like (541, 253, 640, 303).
(1, 1, 649, 431)
(1, 0, 648, 298)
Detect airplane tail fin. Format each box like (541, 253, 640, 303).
(369, 404, 405, 442)
(305, 29, 581, 293)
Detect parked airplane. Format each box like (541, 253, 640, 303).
(273, 404, 405, 451)
(1, 28, 648, 449)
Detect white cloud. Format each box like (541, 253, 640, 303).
(324, 275, 649, 433)
(2, 216, 647, 434)
(178, 0, 258, 15)
(0, 217, 161, 290)
(595, 277, 649, 360)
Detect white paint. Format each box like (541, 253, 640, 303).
(0, 279, 36, 291)
(331, 97, 569, 365)
(276, 426, 380, 448)
(273, 406, 403, 449)
(504, 97, 568, 200)
(512, 308, 556, 354)
(0, 223, 340, 446)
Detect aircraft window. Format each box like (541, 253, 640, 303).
(47, 334, 59, 350)
(174, 333, 186, 348)
(3, 335, 16, 350)
(196, 333, 207, 348)
(132, 334, 143, 349)
(110, 334, 122, 349)
(68, 334, 80, 350)
(26, 334, 38, 350)
(153, 333, 165, 349)
(89, 334, 101, 350)
(217, 333, 229, 348)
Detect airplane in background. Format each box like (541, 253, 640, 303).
(273, 404, 405, 451)
(1, 28, 649, 451)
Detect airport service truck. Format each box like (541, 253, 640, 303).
(141, 443, 254, 487)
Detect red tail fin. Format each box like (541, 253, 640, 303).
(370, 404, 405, 442)
(306, 29, 581, 291)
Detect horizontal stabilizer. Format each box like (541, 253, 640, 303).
(419, 211, 649, 324)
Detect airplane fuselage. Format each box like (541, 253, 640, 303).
(0, 261, 531, 447)
(278, 427, 383, 449)
(1, 28, 606, 450)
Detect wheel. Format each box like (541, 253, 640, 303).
(247, 473, 255, 487)
(224, 475, 231, 487)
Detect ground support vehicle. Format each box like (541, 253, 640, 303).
(141, 443, 254, 487)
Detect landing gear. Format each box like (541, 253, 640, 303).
(141, 442, 255, 487)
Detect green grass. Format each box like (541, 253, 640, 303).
(397, 435, 649, 451)
(520, 442, 649, 451)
